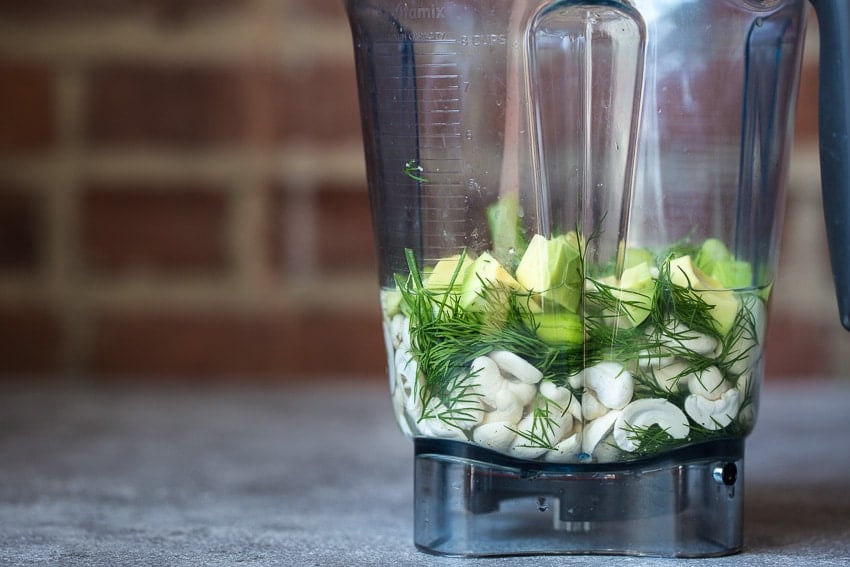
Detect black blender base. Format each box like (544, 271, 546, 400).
(413, 438, 743, 558)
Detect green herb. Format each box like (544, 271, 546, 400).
(718, 296, 761, 378)
(510, 399, 561, 450)
(396, 249, 587, 428)
(614, 423, 682, 456)
(652, 255, 723, 339)
(392, 222, 764, 451)
(403, 160, 429, 183)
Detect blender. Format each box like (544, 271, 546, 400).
(345, 0, 850, 557)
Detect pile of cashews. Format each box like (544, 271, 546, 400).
(383, 294, 765, 463)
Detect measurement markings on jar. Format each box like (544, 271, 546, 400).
(372, 40, 465, 188)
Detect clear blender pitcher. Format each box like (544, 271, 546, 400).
(345, 0, 850, 557)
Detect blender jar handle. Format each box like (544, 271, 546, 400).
(809, 0, 850, 330)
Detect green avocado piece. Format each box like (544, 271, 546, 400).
(669, 255, 740, 336)
(623, 247, 655, 270)
(598, 261, 656, 327)
(535, 311, 584, 345)
(695, 238, 731, 275)
(710, 259, 753, 289)
(424, 254, 474, 292)
(515, 234, 582, 312)
(459, 252, 523, 310)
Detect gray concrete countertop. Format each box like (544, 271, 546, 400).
(1, 379, 849, 566)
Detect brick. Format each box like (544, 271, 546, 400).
(0, 188, 42, 271)
(267, 182, 376, 274)
(0, 61, 54, 152)
(86, 64, 259, 148)
(315, 185, 375, 272)
(0, 304, 63, 376)
(89, 308, 386, 379)
(84, 62, 361, 148)
(278, 63, 362, 142)
(80, 184, 229, 275)
(794, 59, 818, 143)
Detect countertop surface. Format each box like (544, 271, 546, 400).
(1, 379, 849, 566)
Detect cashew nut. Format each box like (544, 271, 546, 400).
(451, 393, 485, 431)
(473, 422, 516, 452)
(684, 388, 741, 430)
(539, 380, 580, 421)
(613, 398, 690, 452)
(583, 361, 634, 410)
(389, 313, 407, 350)
(394, 348, 421, 416)
(507, 380, 538, 407)
(651, 361, 690, 393)
(687, 366, 729, 400)
(470, 354, 537, 408)
(660, 321, 718, 355)
(488, 350, 544, 384)
(545, 433, 581, 463)
(470, 355, 506, 407)
(581, 409, 621, 456)
(581, 390, 608, 421)
(510, 409, 573, 459)
(539, 380, 571, 406)
(483, 389, 523, 426)
(418, 412, 468, 441)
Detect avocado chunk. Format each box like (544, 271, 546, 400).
(694, 238, 753, 289)
(424, 254, 474, 292)
(669, 255, 740, 336)
(515, 234, 582, 312)
(534, 311, 584, 345)
(597, 261, 656, 328)
(710, 259, 753, 289)
(487, 195, 527, 271)
(623, 247, 655, 270)
(459, 252, 523, 310)
(695, 238, 731, 275)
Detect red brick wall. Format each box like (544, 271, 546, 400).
(0, 2, 846, 381)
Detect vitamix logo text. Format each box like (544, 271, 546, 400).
(395, 4, 447, 19)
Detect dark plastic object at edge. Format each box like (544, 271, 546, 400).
(809, 0, 850, 330)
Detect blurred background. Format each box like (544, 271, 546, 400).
(0, 0, 846, 383)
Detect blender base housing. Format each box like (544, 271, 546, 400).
(413, 438, 743, 558)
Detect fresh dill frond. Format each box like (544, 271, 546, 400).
(632, 368, 686, 402)
(652, 256, 724, 338)
(509, 399, 561, 450)
(615, 423, 684, 456)
(717, 296, 761, 378)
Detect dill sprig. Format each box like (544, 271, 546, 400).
(717, 296, 761, 378)
(397, 248, 588, 427)
(652, 256, 723, 339)
(632, 368, 686, 402)
(509, 399, 561, 450)
(394, 230, 763, 443)
(614, 423, 683, 456)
